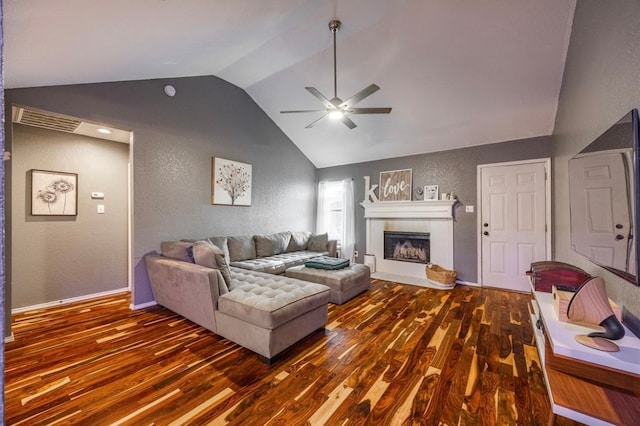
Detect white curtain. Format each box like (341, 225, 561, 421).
(316, 181, 331, 237)
(316, 179, 356, 262)
(341, 179, 355, 263)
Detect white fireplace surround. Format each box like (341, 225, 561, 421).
(361, 200, 456, 288)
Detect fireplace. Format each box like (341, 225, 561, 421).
(384, 231, 430, 264)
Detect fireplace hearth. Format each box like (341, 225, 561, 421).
(384, 231, 430, 264)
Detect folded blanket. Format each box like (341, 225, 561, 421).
(305, 256, 350, 270)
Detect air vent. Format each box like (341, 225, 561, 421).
(13, 107, 81, 133)
(11, 106, 131, 144)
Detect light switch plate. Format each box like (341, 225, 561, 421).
(97, 204, 105, 214)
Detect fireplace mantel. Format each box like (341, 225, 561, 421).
(361, 200, 456, 219)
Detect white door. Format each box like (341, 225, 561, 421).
(480, 161, 548, 291)
(568, 152, 633, 273)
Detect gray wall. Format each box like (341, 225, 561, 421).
(5, 75, 317, 312)
(11, 125, 129, 308)
(317, 136, 552, 283)
(552, 0, 640, 317)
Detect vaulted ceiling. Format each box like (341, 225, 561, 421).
(3, 0, 576, 167)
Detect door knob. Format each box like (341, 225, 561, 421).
(615, 234, 624, 240)
(483, 231, 489, 236)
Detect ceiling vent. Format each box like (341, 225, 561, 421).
(11, 106, 131, 143)
(13, 106, 81, 133)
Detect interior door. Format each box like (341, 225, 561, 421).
(480, 161, 548, 291)
(568, 152, 632, 272)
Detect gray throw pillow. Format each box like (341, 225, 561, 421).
(208, 236, 230, 264)
(254, 232, 291, 257)
(192, 240, 231, 293)
(307, 233, 329, 251)
(287, 231, 312, 252)
(227, 235, 256, 261)
(161, 241, 195, 263)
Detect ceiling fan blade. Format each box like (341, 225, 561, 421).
(339, 84, 380, 109)
(305, 114, 328, 129)
(348, 107, 392, 114)
(280, 109, 326, 114)
(305, 87, 334, 109)
(340, 116, 357, 129)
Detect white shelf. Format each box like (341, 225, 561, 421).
(534, 291, 640, 375)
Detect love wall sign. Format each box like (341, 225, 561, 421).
(378, 168, 412, 201)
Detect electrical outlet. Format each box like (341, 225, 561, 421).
(465, 205, 474, 213)
(354, 251, 359, 258)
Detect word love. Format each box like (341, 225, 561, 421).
(381, 178, 409, 198)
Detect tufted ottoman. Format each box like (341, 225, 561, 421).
(215, 267, 330, 363)
(285, 263, 370, 305)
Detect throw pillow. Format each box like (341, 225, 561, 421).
(161, 241, 195, 263)
(287, 231, 312, 252)
(307, 233, 329, 252)
(192, 240, 231, 293)
(227, 235, 256, 261)
(208, 236, 230, 264)
(254, 232, 291, 257)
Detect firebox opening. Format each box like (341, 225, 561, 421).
(384, 231, 430, 264)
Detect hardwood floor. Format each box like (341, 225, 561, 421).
(4, 280, 581, 425)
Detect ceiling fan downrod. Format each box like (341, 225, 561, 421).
(329, 19, 341, 101)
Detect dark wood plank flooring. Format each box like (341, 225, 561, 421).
(4, 280, 582, 425)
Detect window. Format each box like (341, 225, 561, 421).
(317, 179, 355, 261)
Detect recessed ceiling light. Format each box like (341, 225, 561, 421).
(97, 128, 112, 134)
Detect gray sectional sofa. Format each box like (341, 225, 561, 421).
(144, 231, 338, 362)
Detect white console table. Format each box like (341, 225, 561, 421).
(529, 290, 640, 425)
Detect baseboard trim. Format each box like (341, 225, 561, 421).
(457, 280, 480, 287)
(130, 300, 157, 310)
(4, 333, 15, 343)
(11, 287, 130, 314)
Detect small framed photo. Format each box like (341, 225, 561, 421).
(424, 185, 439, 201)
(31, 169, 78, 216)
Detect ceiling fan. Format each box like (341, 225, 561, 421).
(280, 19, 391, 129)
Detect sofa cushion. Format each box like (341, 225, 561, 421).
(307, 233, 329, 251)
(230, 250, 328, 274)
(287, 231, 312, 252)
(208, 236, 230, 262)
(192, 240, 231, 293)
(161, 241, 195, 263)
(219, 267, 330, 329)
(228, 235, 256, 262)
(254, 232, 291, 257)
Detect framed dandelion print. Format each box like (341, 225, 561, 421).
(31, 169, 78, 216)
(211, 157, 252, 206)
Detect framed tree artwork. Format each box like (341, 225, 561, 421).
(31, 169, 78, 216)
(211, 157, 252, 206)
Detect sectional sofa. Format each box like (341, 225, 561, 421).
(145, 231, 339, 362)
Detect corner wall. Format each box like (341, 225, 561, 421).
(5, 76, 317, 310)
(552, 0, 640, 315)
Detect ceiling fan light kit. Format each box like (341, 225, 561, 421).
(281, 19, 391, 129)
